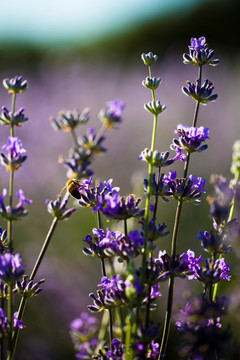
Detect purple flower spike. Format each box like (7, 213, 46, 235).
(0, 106, 28, 127)
(45, 197, 76, 220)
(0, 253, 25, 284)
(183, 37, 220, 67)
(50, 108, 90, 132)
(182, 79, 218, 105)
(0, 137, 27, 171)
(171, 124, 210, 153)
(0, 188, 32, 221)
(3, 76, 28, 94)
(95, 192, 143, 220)
(189, 36, 206, 52)
(190, 257, 231, 285)
(98, 99, 125, 129)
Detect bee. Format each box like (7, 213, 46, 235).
(60, 179, 81, 199)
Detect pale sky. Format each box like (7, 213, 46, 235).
(0, 0, 203, 45)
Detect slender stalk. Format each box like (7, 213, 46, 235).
(212, 184, 237, 301)
(97, 210, 113, 347)
(141, 63, 158, 282)
(159, 66, 203, 359)
(71, 129, 79, 149)
(159, 277, 175, 359)
(10, 216, 59, 360)
(6, 92, 17, 360)
(124, 219, 128, 237)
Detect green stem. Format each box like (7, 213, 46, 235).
(71, 129, 79, 148)
(7, 284, 13, 360)
(159, 65, 203, 359)
(6, 92, 17, 360)
(212, 184, 237, 301)
(159, 277, 174, 359)
(10, 216, 59, 360)
(141, 63, 159, 283)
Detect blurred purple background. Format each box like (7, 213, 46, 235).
(0, 0, 240, 358)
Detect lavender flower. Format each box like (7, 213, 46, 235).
(144, 100, 166, 116)
(176, 296, 230, 360)
(0, 106, 28, 127)
(50, 108, 90, 132)
(94, 192, 143, 220)
(207, 174, 234, 231)
(182, 78, 218, 105)
(70, 312, 99, 359)
(78, 178, 120, 209)
(145, 171, 206, 204)
(0, 308, 25, 338)
(3, 76, 28, 94)
(98, 100, 125, 129)
(78, 127, 106, 154)
(190, 257, 231, 285)
(142, 76, 161, 91)
(0, 136, 27, 171)
(0, 188, 32, 221)
(83, 227, 123, 259)
(198, 225, 234, 255)
(88, 274, 160, 312)
(171, 124, 210, 154)
(153, 249, 202, 281)
(83, 228, 145, 262)
(183, 36, 220, 67)
(0, 228, 8, 253)
(0, 307, 9, 337)
(144, 172, 173, 202)
(139, 148, 186, 167)
(0, 253, 25, 285)
(14, 275, 45, 297)
(45, 197, 76, 220)
(59, 155, 94, 180)
(141, 52, 158, 66)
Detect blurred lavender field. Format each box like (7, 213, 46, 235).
(0, 49, 240, 359)
(1, 1, 240, 358)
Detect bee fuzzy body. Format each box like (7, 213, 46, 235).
(60, 179, 81, 199)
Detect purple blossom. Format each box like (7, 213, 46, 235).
(98, 99, 125, 129)
(3, 76, 28, 94)
(0, 106, 28, 126)
(78, 127, 106, 154)
(78, 178, 120, 209)
(83, 227, 145, 261)
(145, 171, 206, 204)
(50, 108, 90, 132)
(60, 155, 94, 180)
(0, 188, 32, 221)
(198, 226, 233, 255)
(94, 192, 143, 220)
(183, 37, 220, 67)
(153, 249, 202, 280)
(14, 275, 45, 297)
(0, 136, 27, 171)
(207, 174, 234, 231)
(0, 253, 25, 284)
(190, 257, 231, 285)
(45, 197, 76, 220)
(139, 148, 186, 167)
(182, 79, 218, 105)
(88, 274, 160, 312)
(176, 296, 230, 359)
(171, 124, 210, 154)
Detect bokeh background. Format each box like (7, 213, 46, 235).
(1, 0, 240, 358)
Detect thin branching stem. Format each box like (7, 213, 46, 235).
(159, 65, 203, 359)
